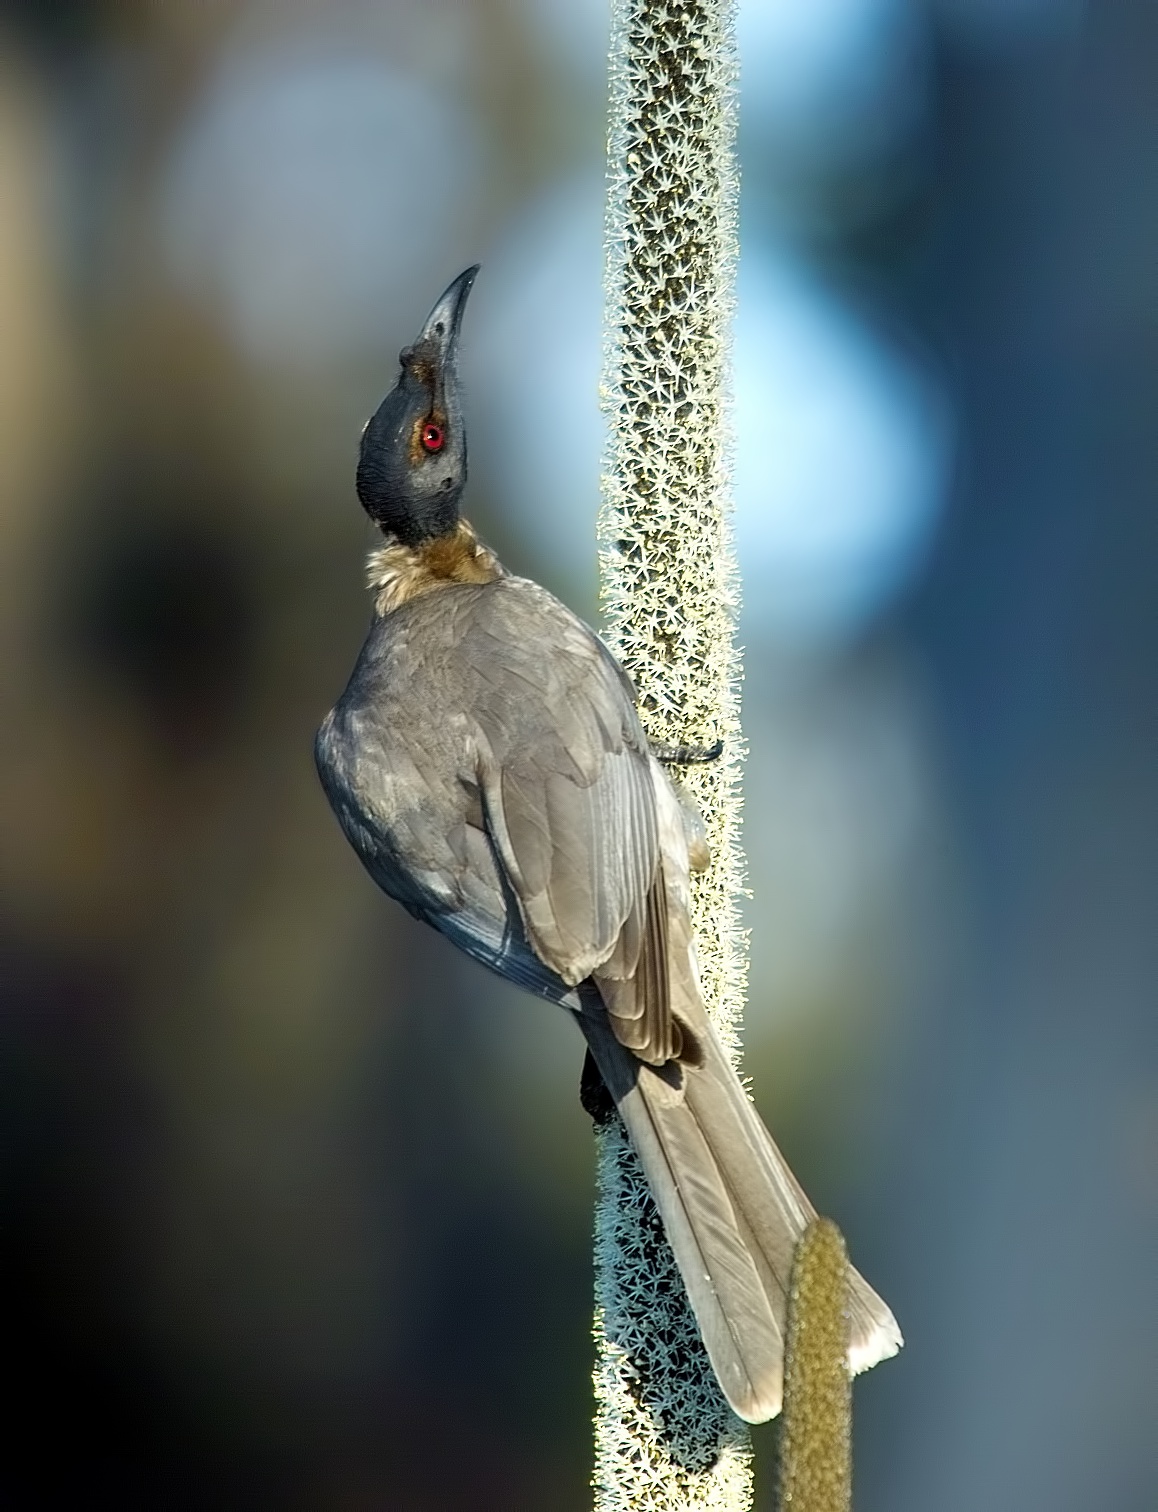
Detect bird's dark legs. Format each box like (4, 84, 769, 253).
(650, 738, 723, 765)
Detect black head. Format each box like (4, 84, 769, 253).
(356, 266, 479, 545)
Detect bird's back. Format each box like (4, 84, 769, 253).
(315, 574, 653, 1006)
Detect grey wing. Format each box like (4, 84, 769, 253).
(462, 582, 683, 1064)
(316, 689, 587, 1013)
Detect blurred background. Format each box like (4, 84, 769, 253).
(1, 0, 1155, 1506)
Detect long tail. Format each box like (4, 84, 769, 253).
(578, 1002, 902, 1424)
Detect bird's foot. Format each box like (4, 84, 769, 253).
(650, 737, 723, 765)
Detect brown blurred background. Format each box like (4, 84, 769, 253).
(1, 1, 1155, 1508)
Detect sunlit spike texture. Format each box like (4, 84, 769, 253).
(592, 0, 752, 1505)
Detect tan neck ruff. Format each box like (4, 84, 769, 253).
(366, 519, 503, 615)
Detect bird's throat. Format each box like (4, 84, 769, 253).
(366, 519, 502, 616)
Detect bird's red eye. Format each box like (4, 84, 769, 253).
(421, 422, 444, 452)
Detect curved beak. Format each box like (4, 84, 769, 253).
(416, 264, 480, 367)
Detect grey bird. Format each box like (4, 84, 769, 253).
(315, 267, 902, 1422)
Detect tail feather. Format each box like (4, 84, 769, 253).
(578, 1003, 902, 1423)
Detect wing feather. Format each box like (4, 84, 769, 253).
(463, 582, 674, 1063)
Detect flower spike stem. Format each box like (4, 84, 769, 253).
(592, 0, 752, 1506)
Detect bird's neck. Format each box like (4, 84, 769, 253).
(366, 518, 503, 616)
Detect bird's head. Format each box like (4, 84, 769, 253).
(356, 265, 479, 545)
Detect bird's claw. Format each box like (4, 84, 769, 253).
(651, 737, 723, 765)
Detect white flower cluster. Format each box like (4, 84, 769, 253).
(594, 0, 752, 1506)
(592, 1124, 753, 1510)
